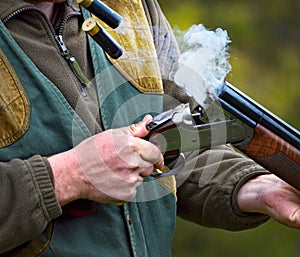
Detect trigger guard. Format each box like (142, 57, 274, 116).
(150, 153, 186, 179)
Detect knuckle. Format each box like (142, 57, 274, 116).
(140, 166, 154, 177)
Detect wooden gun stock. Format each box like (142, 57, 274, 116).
(239, 124, 300, 191)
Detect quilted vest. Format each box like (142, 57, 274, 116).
(0, 1, 176, 256)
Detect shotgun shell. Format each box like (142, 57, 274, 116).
(77, 0, 122, 29)
(82, 17, 123, 59)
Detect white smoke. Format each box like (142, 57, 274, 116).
(174, 24, 232, 106)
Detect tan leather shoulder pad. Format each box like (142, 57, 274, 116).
(0, 49, 30, 148)
(97, 0, 164, 94)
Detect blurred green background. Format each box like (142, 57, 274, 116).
(157, 0, 300, 256)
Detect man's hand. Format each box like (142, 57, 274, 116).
(237, 174, 300, 229)
(48, 115, 164, 206)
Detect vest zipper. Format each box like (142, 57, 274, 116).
(2, 5, 90, 96)
(55, 34, 91, 92)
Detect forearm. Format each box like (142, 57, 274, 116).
(0, 155, 61, 253)
(176, 145, 270, 231)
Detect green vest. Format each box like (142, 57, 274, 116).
(0, 8, 176, 257)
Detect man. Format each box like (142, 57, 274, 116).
(0, 0, 299, 256)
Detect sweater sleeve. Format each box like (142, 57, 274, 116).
(176, 145, 270, 231)
(0, 155, 62, 253)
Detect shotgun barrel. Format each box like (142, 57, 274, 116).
(219, 82, 300, 149)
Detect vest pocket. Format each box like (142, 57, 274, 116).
(0, 49, 30, 148)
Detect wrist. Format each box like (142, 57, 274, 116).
(47, 150, 85, 206)
(236, 174, 273, 214)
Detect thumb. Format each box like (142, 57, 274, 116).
(128, 115, 153, 138)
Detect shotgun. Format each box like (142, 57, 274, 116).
(146, 82, 300, 191)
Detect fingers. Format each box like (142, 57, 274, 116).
(129, 115, 164, 169)
(101, 116, 164, 178)
(120, 115, 164, 175)
(130, 136, 164, 170)
(128, 115, 153, 138)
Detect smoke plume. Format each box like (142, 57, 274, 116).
(174, 24, 232, 106)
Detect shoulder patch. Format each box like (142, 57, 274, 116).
(0, 48, 30, 148)
(97, 0, 164, 94)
